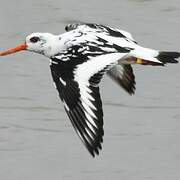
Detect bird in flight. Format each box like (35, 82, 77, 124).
(0, 23, 179, 157)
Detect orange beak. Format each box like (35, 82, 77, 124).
(0, 43, 27, 56)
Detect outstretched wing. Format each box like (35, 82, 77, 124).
(65, 23, 137, 43)
(50, 53, 126, 157)
(107, 64, 136, 95)
(51, 68, 103, 156)
(65, 23, 81, 32)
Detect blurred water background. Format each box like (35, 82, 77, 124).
(0, 0, 180, 179)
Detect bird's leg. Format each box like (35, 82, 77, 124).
(121, 57, 163, 66)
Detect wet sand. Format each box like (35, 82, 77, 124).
(0, 0, 180, 179)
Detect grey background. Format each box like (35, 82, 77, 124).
(0, 0, 180, 179)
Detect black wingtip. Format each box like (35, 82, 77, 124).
(65, 23, 82, 32)
(88, 146, 101, 158)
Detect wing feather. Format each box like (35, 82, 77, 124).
(50, 65, 105, 156)
(50, 24, 133, 156)
(107, 64, 136, 95)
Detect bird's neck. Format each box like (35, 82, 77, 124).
(42, 35, 61, 58)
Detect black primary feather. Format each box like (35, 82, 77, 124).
(50, 62, 105, 157)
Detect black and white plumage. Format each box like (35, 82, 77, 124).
(0, 23, 179, 157)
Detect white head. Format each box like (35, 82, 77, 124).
(0, 33, 59, 57)
(26, 33, 59, 56)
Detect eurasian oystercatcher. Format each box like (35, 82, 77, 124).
(0, 23, 179, 157)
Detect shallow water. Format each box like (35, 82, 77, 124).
(0, 0, 180, 179)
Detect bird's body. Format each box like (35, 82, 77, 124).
(0, 23, 179, 157)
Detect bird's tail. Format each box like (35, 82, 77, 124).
(156, 51, 180, 64)
(122, 47, 180, 66)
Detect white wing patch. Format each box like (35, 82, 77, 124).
(59, 77, 66, 86)
(73, 53, 128, 122)
(74, 53, 126, 84)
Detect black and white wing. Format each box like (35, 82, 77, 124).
(65, 23, 137, 44)
(51, 66, 103, 157)
(49, 23, 135, 156)
(65, 23, 81, 32)
(50, 52, 127, 157)
(107, 64, 136, 95)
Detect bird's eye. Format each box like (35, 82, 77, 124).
(29, 36, 40, 43)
